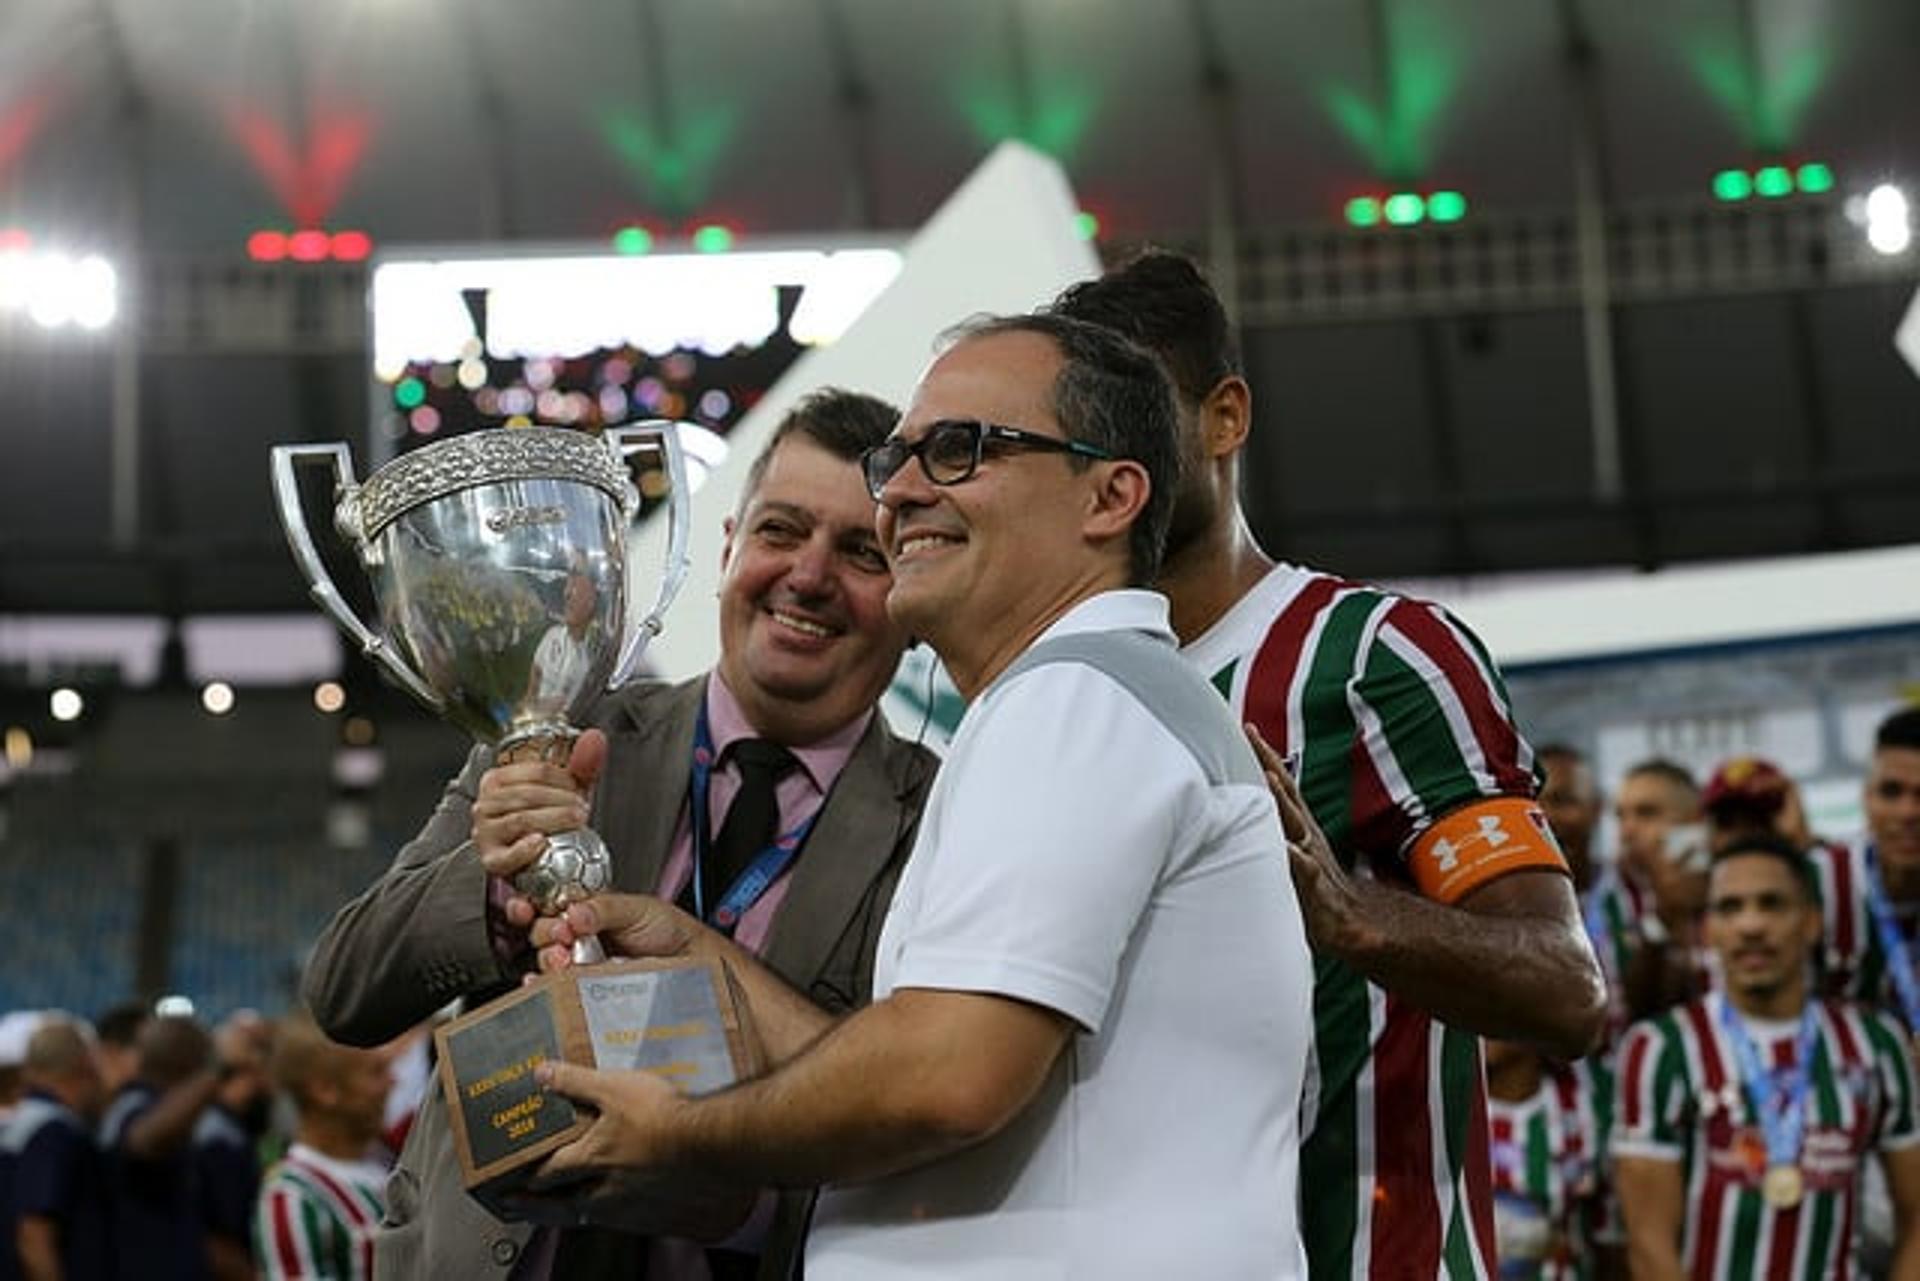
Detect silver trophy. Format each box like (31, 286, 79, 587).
(271, 424, 692, 962)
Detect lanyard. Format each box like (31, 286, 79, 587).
(1864, 844, 1920, 1032)
(1582, 872, 1617, 975)
(688, 703, 821, 934)
(1715, 992, 1820, 1170)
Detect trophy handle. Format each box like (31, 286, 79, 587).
(604, 420, 694, 689)
(269, 443, 446, 712)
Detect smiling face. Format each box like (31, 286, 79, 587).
(716, 434, 906, 744)
(1705, 851, 1820, 1011)
(875, 330, 1133, 697)
(1867, 745, 1920, 871)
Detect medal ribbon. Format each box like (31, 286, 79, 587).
(1716, 992, 1820, 1178)
(1864, 844, 1920, 1033)
(688, 702, 822, 933)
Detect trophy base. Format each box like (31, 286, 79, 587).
(434, 957, 761, 1211)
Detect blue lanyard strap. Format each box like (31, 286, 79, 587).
(1715, 993, 1820, 1168)
(689, 703, 821, 934)
(1582, 873, 1616, 972)
(1864, 844, 1920, 1032)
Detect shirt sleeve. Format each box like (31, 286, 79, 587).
(1345, 598, 1539, 869)
(1611, 1018, 1688, 1161)
(1867, 1009, 1920, 1151)
(887, 663, 1206, 1035)
(14, 1124, 82, 1218)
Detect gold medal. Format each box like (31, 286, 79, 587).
(1762, 1164, 1804, 1209)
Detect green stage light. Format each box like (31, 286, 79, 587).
(1713, 169, 1754, 201)
(1345, 197, 1382, 228)
(1754, 166, 1793, 198)
(1074, 210, 1100, 242)
(394, 376, 426, 409)
(691, 224, 734, 253)
(1426, 190, 1468, 223)
(1383, 192, 1425, 225)
(611, 226, 653, 255)
(1795, 163, 1834, 194)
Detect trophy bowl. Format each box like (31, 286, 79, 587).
(271, 424, 692, 956)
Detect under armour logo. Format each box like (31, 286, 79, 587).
(1432, 817, 1511, 872)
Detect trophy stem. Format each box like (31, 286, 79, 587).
(572, 936, 608, 965)
(497, 725, 579, 765)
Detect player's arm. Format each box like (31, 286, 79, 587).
(1255, 733, 1605, 1059)
(17, 1216, 64, 1281)
(1612, 1154, 1688, 1281)
(1882, 1143, 1920, 1280)
(535, 986, 1073, 1189)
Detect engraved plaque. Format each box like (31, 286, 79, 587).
(441, 985, 577, 1178)
(578, 966, 740, 1095)
(435, 957, 760, 1199)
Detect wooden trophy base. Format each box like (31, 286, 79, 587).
(434, 956, 760, 1209)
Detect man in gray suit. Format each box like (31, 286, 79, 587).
(302, 388, 938, 1280)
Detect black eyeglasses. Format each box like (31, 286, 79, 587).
(860, 419, 1114, 501)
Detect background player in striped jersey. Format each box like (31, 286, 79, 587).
(1805, 710, 1920, 1276)
(253, 1014, 392, 1281)
(1809, 708, 1920, 1016)
(1484, 1037, 1618, 1281)
(1612, 833, 1920, 1280)
(1609, 760, 1712, 1021)
(1053, 252, 1607, 1280)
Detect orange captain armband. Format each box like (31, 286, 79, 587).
(1406, 796, 1571, 905)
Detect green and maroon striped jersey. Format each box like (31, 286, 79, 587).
(1612, 993, 1920, 1280)
(1185, 563, 1542, 1280)
(1807, 839, 1920, 1019)
(1489, 1060, 1614, 1281)
(254, 1144, 385, 1281)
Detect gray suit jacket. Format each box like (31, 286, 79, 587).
(303, 676, 937, 1280)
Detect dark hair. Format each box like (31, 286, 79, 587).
(1625, 757, 1700, 799)
(1048, 249, 1241, 407)
(737, 387, 900, 515)
(95, 1001, 149, 1048)
(941, 312, 1180, 586)
(1711, 831, 1817, 901)
(1535, 742, 1587, 768)
(1877, 707, 1920, 753)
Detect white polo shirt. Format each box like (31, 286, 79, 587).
(807, 590, 1312, 1280)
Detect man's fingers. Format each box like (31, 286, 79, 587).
(523, 1134, 596, 1192)
(569, 729, 609, 790)
(537, 1059, 609, 1110)
(502, 893, 536, 929)
(564, 901, 602, 938)
(477, 830, 551, 879)
(474, 795, 592, 837)
(1247, 724, 1311, 842)
(528, 913, 569, 950)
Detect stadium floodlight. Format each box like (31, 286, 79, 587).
(1866, 184, 1912, 256)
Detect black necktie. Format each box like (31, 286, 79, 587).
(693, 738, 797, 924)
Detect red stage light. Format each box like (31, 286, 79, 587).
(247, 230, 288, 262)
(288, 229, 330, 262)
(329, 230, 373, 261)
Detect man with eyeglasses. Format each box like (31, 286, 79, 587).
(527, 312, 1314, 1279)
(1053, 252, 1606, 1279)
